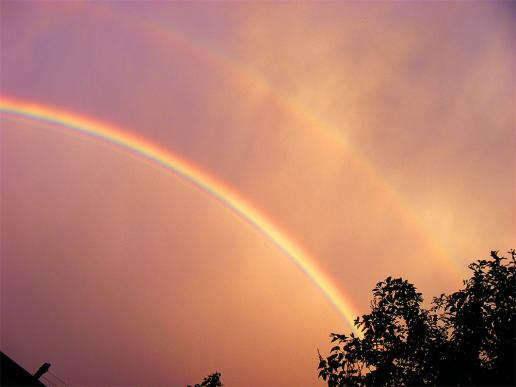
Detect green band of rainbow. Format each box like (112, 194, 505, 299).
(1, 97, 361, 333)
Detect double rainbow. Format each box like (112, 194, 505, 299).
(1, 97, 362, 333)
(96, 3, 464, 281)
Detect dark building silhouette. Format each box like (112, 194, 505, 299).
(1, 351, 47, 386)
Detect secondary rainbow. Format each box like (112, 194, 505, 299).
(94, 4, 464, 281)
(0, 97, 362, 333)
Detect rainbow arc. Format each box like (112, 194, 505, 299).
(95, 4, 464, 281)
(1, 97, 362, 333)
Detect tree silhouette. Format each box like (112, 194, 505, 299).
(188, 372, 223, 387)
(318, 250, 515, 386)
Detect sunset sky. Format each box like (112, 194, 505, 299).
(1, 1, 514, 385)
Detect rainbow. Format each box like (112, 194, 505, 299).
(95, 3, 464, 281)
(0, 97, 362, 333)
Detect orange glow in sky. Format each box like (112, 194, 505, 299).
(1, 2, 514, 385)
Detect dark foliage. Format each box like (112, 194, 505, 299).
(318, 250, 516, 386)
(188, 372, 223, 387)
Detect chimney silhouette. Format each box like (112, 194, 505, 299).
(33, 362, 51, 380)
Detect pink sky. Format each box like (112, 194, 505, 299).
(1, 1, 514, 385)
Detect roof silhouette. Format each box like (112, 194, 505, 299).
(1, 351, 46, 386)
